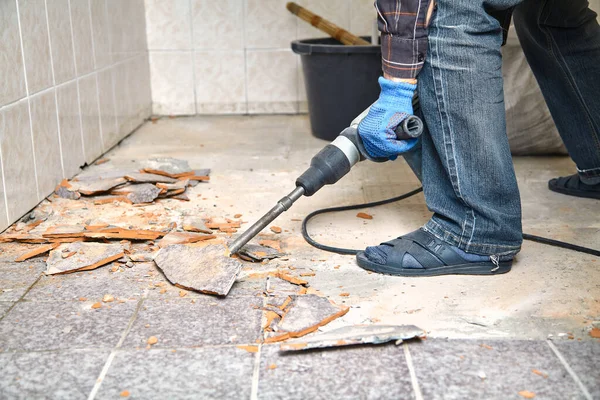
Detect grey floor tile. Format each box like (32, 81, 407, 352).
(257, 344, 414, 400)
(122, 296, 263, 349)
(0, 300, 137, 351)
(0, 349, 109, 399)
(409, 339, 584, 400)
(25, 265, 151, 302)
(0, 302, 14, 318)
(0, 261, 45, 302)
(95, 347, 255, 399)
(554, 340, 600, 398)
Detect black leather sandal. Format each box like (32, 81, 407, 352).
(548, 174, 600, 200)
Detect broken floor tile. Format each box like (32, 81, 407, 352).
(0, 350, 110, 399)
(408, 339, 583, 400)
(96, 347, 253, 399)
(182, 217, 212, 234)
(0, 300, 137, 351)
(15, 243, 60, 262)
(280, 324, 425, 351)
(140, 157, 193, 178)
(157, 231, 216, 247)
(110, 183, 162, 204)
(124, 172, 177, 184)
(55, 185, 81, 200)
(265, 295, 349, 343)
(238, 243, 284, 262)
(257, 344, 414, 399)
(75, 177, 127, 196)
(45, 242, 125, 275)
(121, 297, 262, 348)
(153, 244, 242, 296)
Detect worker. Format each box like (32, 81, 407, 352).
(356, 0, 600, 276)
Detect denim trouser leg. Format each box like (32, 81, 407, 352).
(410, 0, 524, 256)
(514, 0, 600, 184)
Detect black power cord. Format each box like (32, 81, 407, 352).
(301, 186, 600, 258)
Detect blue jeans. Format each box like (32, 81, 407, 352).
(402, 0, 600, 257)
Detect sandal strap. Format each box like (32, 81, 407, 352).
(381, 229, 469, 268)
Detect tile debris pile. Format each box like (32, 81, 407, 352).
(0, 156, 424, 350)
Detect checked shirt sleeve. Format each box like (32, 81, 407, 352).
(375, 0, 433, 79)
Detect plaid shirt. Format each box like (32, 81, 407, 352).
(376, 0, 433, 79)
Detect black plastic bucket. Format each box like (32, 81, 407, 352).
(292, 37, 381, 141)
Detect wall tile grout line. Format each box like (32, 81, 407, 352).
(14, 0, 41, 202)
(546, 340, 593, 400)
(43, 0, 66, 178)
(88, 0, 105, 153)
(67, 0, 88, 163)
(86, 297, 146, 400)
(403, 343, 424, 400)
(189, 0, 198, 115)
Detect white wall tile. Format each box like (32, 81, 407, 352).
(97, 67, 118, 149)
(30, 88, 64, 197)
(0, 0, 27, 106)
(56, 81, 84, 177)
(18, 0, 53, 95)
(78, 73, 103, 162)
(130, 54, 152, 125)
(149, 51, 195, 115)
(70, 0, 95, 76)
(350, 0, 377, 38)
(47, 0, 77, 84)
(296, 0, 351, 40)
(245, 0, 296, 49)
(90, 0, 111, 68)
(112, 62, 132, 137)
(192, 0, 243, 50)
(0, 161, 8, 230)
(246, 50, 297, 114)
(195, 50, 246, 114)
(0, 100, 39, 221)
(106, 0, 128, 62)
(145, 0, 191, 50)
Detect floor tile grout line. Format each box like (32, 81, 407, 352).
(86, 297, 145, 400)
(403, 343, 424, 400)
(250, 344, 262, 400)
(0, 274, 43, 323)
(546, 340, 593, 400)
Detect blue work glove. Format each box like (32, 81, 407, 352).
(358, 77, 418, 160)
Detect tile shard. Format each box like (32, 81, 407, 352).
(15, 243, 60, 262)
(158, 231, 217, 247)
(140, 157, 194, 178)
(45, 242, 125, 275)
(264, 295, 349, 343)
(182, 217, 212, 234)
(238, 243, 285, 262)
(153, 244, 242, 296)
(124, 172, 177, 184)
(279, 324, 426, 351)
(76, 177, 128, 195)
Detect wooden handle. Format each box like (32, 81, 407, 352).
(286, 2, 370, 46)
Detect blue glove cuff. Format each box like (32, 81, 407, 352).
(377, 76, 417, 110)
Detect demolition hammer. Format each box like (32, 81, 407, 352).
(227, 108, 424, 255)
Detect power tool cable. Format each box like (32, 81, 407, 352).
(301, 186, 600, 258)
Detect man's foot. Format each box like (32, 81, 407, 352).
(548, 174, 600, 200)
(356, 229, 512, 277)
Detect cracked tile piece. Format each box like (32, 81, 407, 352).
(238, 243, 284, 262)
(157, 231, 216, 247)
(408, 339, 583, 400)
(0, 350, 110, 399)
(15, 243, 60, 262)
(265, 295, 349, 343)
(140, 157, 193, 178)
(154, 244, 242, 296)
(121, 297, 262, 348)
(0, 300, 136, 351)
(258, 344, 414, 399)
(95, 347, 253, 399)
(75, 177, 127, 195)
(124, 172, 177, 184)
(117, 183, 162, 204)
(182, 217, 212, 234)
(45, 242, 125, 275)
(280, 325, 425, 351)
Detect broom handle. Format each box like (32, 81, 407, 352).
(286, 2, 371, 46)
